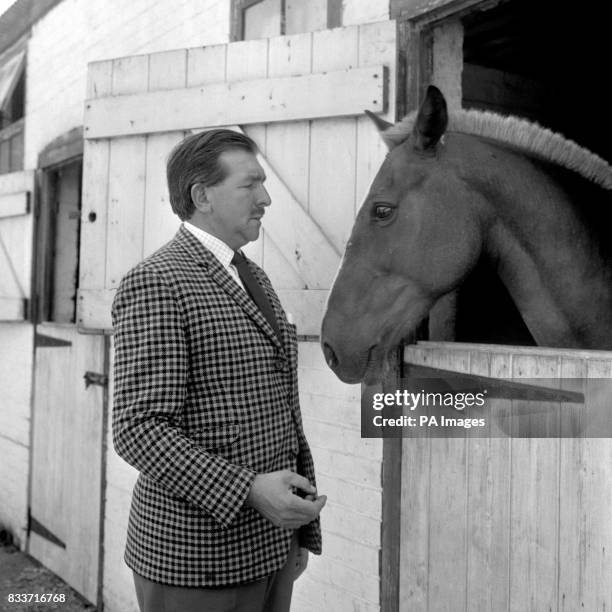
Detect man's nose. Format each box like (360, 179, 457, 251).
(257, 184, 271, 207)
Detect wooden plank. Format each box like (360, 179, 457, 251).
(425, 349, 468, 609)
(356, 21, 397, 213)
(399, 437, 430, 610)
(427, 436, 467, 609)
(105, 136, 147, 288)
(148, 49, 187, 91)
(84, 66, 387, 139)
(509, 355, 559, 612)
(78, 287, 328, 336)
(276, 289, 328, 336)
(254, 141, 341, 288)
(0, 191, 28, 217)
(142, 132, 183, 258)
(0, 169, 34, 195)
(0, 297, 25, 320)
(431, 20, 463, 110)
(466, 350, 511, 612)
(79, 60, 113, 302)
(77, 288, 113, 330)
(414, 341, 612, 361)
(557, 357, 586, 611)
(86, 60, 113, 99)
(309, 28, 360, 253)
(226, 38, 269, 81)
(111, 54, 149, 96)
(0, 214, 30, 303)
(260, 237, 303, 290)
(264, 30, 313, 284)
(79, 140, 110, 291)
(566, 359, 612, 610)
(187, 44, 227, 87)
(268, 31, 312, 78)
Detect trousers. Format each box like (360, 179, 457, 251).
(132, 534, 300, 612)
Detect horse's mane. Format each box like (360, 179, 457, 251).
(383, 109, 612, 190)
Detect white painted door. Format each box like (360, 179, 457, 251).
(29, 325, 106, 605)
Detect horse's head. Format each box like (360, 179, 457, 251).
(321, 87, 485, 383)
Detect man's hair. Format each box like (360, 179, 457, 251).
(166, 129, 257, 221)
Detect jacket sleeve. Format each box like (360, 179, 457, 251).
(111, 266, 255, 528)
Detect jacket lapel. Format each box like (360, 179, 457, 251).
(174, 226, 283, 350)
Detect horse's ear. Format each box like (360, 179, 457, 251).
(364, 110, 397, 149)
(413, 85, 448, 152)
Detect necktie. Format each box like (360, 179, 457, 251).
(231, 251, 282, 343)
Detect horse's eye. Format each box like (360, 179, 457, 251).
(373, 204, 394, 221)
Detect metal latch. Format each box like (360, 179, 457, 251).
(84, 371, 108, 388)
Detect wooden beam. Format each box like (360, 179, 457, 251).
(38, 127, 84, 169)
(84, 66, 387, 139)
(0, 169, 34, 195)
(0, 190, 29, 218)
(253, 141, 341, 288)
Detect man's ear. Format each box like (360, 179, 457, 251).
(191, 183, 211, 213)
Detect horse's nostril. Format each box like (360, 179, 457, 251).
(322, 342, 338, 369)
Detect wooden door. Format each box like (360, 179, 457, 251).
(77, 21, 397, 335)
(0, 170, 33, 320)
(29, 325, 106, 605)
(399, 341, 612, 612)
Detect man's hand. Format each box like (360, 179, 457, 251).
(246, 470, 327, 529)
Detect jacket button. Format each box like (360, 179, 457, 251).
(275, 358, 286, 371)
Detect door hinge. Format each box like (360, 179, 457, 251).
(83, 371, 108, 389)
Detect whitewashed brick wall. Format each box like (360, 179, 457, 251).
(103, 342, 139, 612)
(0, 323, 33, 549)
(24, 0, 231, 170)
(293, 342, 382, 612)
(342, 0, 389, 26)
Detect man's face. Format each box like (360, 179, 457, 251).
(201, 149, 271, 250)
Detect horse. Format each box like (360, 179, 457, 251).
(321, 86, 612, 384)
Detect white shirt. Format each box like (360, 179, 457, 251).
(183, 222, 246, 291)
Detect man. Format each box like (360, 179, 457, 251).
(112, 129, 325, 612)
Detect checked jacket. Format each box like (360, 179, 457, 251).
(112, 225, 321, 587)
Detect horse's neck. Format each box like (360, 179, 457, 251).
(474, 144, 612, 349)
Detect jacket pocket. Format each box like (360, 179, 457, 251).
(191, 424, 240, 451)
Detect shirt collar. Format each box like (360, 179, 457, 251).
(183, 221, 235, 270)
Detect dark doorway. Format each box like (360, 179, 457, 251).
(452, 0, 610, 345)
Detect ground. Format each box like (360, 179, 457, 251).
(0, 544, 94, 612)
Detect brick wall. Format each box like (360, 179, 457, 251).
(292, 342, 382, 612)
(24, 0, 231, 170)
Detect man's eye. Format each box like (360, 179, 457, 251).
(373, 204, 394, 220)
